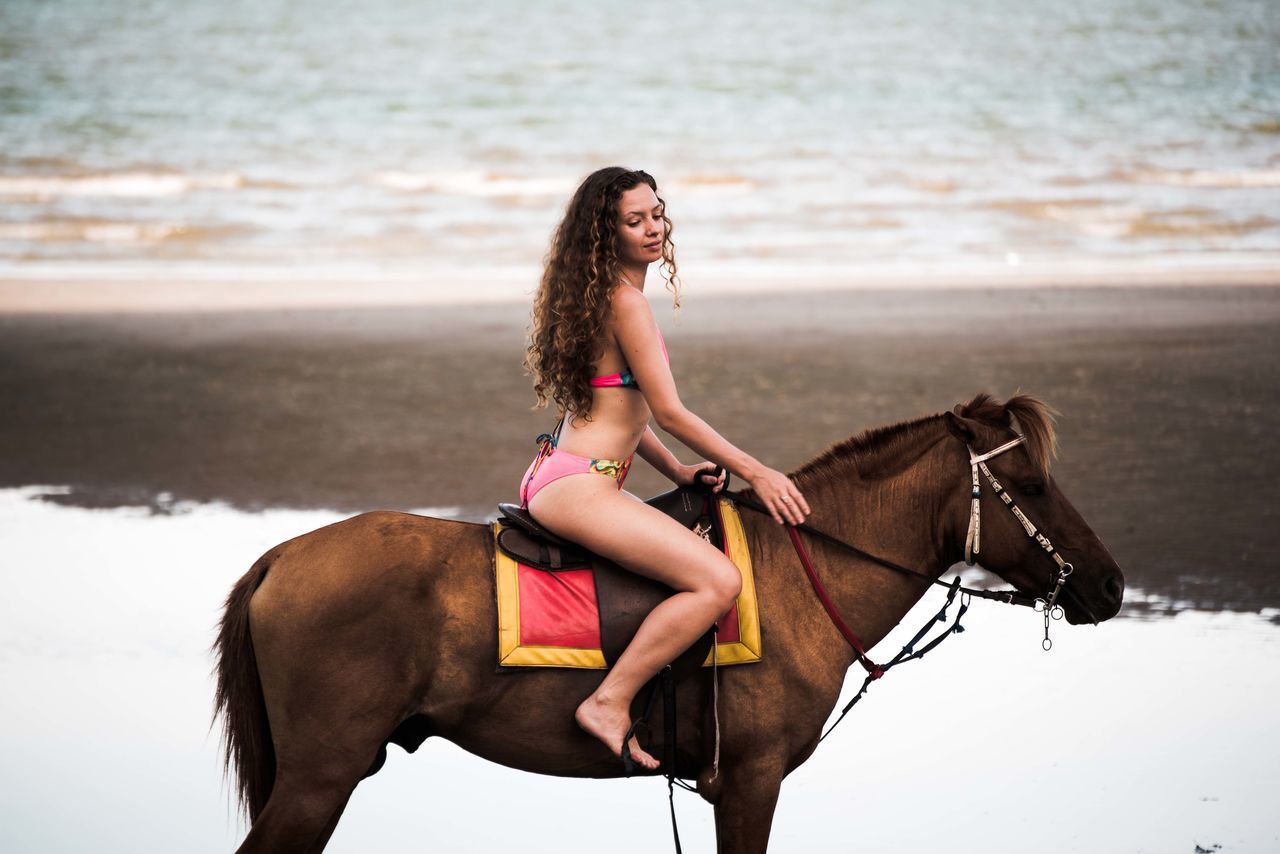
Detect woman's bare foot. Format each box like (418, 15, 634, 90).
(575, 692, 660, 771)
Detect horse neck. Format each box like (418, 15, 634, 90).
(790, 424, 962, 656)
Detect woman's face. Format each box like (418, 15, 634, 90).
(615, 184, 665, 266)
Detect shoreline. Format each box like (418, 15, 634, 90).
(2, 284, 1277, 613)
(2, 263, 1279, 314)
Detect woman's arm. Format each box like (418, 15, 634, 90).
(610, 286, 763, 482)
(636, 423, 726, 490)
(610, 284, 809, 524)
(652, 407, 761, 482)
(635, 423, 682, 481)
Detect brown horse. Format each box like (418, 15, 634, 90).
(211, 392, 1124, 853)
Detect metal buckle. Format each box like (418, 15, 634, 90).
(1034, 562, 1073, 650)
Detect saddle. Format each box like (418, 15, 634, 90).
(495, 485, 725, 682)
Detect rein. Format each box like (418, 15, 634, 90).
(723, 491, 1040, 607)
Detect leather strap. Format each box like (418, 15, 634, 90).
(662, 665, 683, 854)
(722, 489, 1039, 608)
(785, 524, 884, 679)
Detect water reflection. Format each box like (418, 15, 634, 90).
(0, 489, 1275, 853)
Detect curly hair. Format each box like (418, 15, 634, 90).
(523, 167, 682, 420)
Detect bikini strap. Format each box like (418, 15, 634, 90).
(550, 413, 565, 448)
(534, 413, 566, 450)
(522, 413, 567, 508)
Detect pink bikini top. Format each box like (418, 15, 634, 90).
(589, 328, 668, 391)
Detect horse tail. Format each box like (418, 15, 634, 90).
(211, 548, 278, 823)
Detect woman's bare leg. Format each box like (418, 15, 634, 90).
(528, 475, 742, 770)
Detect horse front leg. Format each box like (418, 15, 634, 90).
(712, 760, 785, 854)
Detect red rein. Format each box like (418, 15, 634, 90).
(785, 524, 884, 680)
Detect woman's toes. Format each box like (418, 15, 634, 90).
(628, 739, 659, 769)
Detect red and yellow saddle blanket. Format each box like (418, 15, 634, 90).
(492, 496, 761, 669)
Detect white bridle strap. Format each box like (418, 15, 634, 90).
(964, 434, 1071, 568)
(963, 432, 1077, 649)
(964, 436, 1026, 565)
(969, 436, 1026, 465)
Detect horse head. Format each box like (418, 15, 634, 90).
(942, 392, 1125, 625)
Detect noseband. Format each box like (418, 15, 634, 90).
(964, 435, 1074, 650)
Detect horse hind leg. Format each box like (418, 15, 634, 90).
(304, 787, 356, 854)
(235, 704, 432, 852)
(297, 717, 433, 852)
(233, 703, 406, 854)
(234, 746, 375, 854)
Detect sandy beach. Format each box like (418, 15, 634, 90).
(2, 278, 1277, 615)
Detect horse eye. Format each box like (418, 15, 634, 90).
(1019, 482, 1044, 496)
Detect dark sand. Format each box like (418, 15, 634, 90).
(2, 284, 1277, 614)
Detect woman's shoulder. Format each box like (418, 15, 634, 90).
(608, 283, 652, 319)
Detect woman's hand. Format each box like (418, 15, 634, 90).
(675, 462, 726, 493)
(749, 466, 810, 526)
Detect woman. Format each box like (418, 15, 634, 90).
(519, 166, 811, 772)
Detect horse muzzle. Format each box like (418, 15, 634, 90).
(1063, 568, 1124, 625)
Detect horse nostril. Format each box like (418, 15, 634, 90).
(1104, 573, 1124, 603)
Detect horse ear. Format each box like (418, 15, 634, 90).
(943, 409, 976, 444)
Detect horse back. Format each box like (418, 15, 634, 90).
(246, 511, 498, 704)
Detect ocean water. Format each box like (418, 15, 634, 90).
(1, 486, 1277, 852)
(1, 0, 1278, 285)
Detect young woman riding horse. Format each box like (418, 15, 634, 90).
(519, 166, 812, 771)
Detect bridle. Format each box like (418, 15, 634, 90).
(722, 429, 1086, 667)
(964, 435, 1075, 650)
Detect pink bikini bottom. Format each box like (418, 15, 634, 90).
(519, 445, 633, 507)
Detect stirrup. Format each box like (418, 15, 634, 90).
(621, 718, 647, 777)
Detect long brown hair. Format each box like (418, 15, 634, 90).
(523, 167, 681, 420)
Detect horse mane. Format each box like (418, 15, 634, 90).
(790, 391, 1060, 486)
(953, 391, 1060, 479)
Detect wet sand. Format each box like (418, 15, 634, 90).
(2, 282, 1278, 613)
